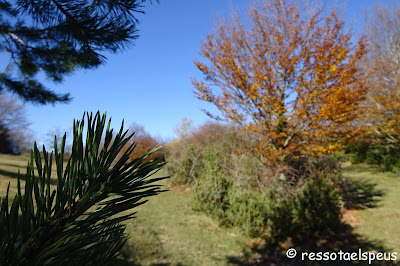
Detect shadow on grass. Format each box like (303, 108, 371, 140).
(112, 226, 185, 266)
(0, 162, 28, 169)
(227, 176, 393, 265)
(339, 177, 384, 209)
(227, 223, 399, 265)
(0, 168, 22, 179)
(0, 169, 57, 185)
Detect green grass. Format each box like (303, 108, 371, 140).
(1, 154, 399, 265)
(0, 153, 32, 197)
(121, 183, 248, 265)
(342, 164, 400, 253)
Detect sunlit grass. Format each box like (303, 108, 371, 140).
(122, 180, 248, 265)
(342, 164, 400, 253)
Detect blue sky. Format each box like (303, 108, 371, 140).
(19, 0, 389, 146)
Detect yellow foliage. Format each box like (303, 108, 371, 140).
(192, 0, 367, 163)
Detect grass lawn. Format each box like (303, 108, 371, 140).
(0, 153, 32, 197)
(342, 164, 400, 253)
(0, 154, 399, 265)
(121, 183, 248, 265)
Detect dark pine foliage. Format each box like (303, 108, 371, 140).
(0, 123, 16, 154)
(0, 0, 154, 104)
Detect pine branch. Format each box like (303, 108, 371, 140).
(0, 1, 156, 104)
(0, 111, 168, 265)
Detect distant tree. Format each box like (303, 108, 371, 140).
(0, 92, 31, 153)
(120, 122, 164, 162)
(0, 92, 28, 134)
(0, 0, 155, 104)
(360, 3, 400, 146)
(192, 0, 368, 163)
(174, 117, 195, 139)
(45, 127, 72, 155)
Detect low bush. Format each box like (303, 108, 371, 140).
(328, 152, 349, 162)
(267, 176, 342, 244)
(165, 144, 202, 184)
(291, 176, 342, 241)
(189, 156, 343, 242)
(167, 121, 344, 244)
(191, 172, 232, 222)
(382, 154, 397, 171)
(225, 189, 270, 237)
(347, 141, 369, 164)
(191, 176, 270, 237)
(285, 156, 342, 185)
(346, 141, 400, 171)
(191, 173, 342, 243)
(165, 122, 262, 187)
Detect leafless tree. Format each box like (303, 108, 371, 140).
(0, 92, 32, 152)
(361, 2, 400, 145)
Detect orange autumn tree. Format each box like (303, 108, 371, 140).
(192, 0, 368, 163)
(119, 122, 164, 162)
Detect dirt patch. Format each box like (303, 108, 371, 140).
(342, 209, 363, 225)
(341, 161, 352, 168)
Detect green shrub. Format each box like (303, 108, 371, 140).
(291, 176, 341, 242)
(349, 153, 361, 164)
(265, 191, 293, 243)
(347, 141, 400, 172)
(365, 146, 385, 165)
(225, 189, 269, 237)
(329, 152, 349, 162)
(192, 175, 270, 237)
(190, 146, 231, 220)
(168, 122, 344, 243)
(266, 176, 342, 244)
(347, 141, 369, 164)
(165, 122, 262, 187)
(381, 154, 397, 171)
(285, 156, 342, 187)
(166, 144, 203, 185)
(191, 172, 232, 221)
(192, 171, 342, 243)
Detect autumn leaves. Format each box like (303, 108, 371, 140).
(193, 0, 369, 162)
